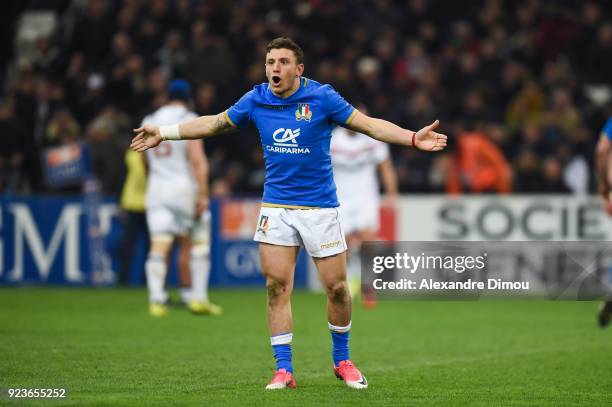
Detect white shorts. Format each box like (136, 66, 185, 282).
(338, 199, 380, 235)
(253, 207, 347, 258)
(147, 202, 210, 241)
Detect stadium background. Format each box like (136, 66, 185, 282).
(1, 1, 611, 405)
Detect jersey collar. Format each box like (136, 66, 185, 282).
(268, 77, 305, 101)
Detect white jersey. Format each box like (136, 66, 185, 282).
(331, 126, 389, 234)
(331, 126, 389, 205)
(144, 105, 198, 206)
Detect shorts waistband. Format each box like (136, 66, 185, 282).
(261, 202, 321, 210)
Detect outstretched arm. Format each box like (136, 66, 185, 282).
(346, 110, 447, 152)
(131, 112, 235, 152)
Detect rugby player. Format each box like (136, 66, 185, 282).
(141, 79, 221, 317)
(132, 38, 446, 389)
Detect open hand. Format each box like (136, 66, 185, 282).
(414, 120, 448, 152)
(131, 125, 162, 152)
(196, 194, 209, 215)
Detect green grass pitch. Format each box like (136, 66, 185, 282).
(1, 288, 611, 406)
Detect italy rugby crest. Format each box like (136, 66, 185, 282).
(257, 215, 269, 233)
(295, 103, 312, 121)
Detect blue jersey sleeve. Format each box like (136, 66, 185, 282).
(323, 85, 356, 125)
(603, 117, 612, 140)
(226, 90, 255, 128)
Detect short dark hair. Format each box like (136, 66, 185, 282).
(167, 79, 192, 101)
(266, 37, 304, 64)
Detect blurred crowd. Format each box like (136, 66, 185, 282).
(2, 0, 612, 196)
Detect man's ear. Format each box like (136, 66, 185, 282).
(296, 64, 304, 76)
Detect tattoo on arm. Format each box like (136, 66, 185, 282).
(213, 113, 232, 134)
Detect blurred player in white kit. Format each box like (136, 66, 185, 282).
(143, 79, 221, 317)
(331, 106, 398, 307)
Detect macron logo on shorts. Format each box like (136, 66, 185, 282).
(267, 128, 311, 154)
(320, 240, 341, 250)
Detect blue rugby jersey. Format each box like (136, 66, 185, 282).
(603, 117, 612, 141)
(225, 77, 356, 208)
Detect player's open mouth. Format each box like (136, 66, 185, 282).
(272, 76, 281, 86)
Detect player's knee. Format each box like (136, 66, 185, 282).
(325, 280, 349, 303)
(266, 277, 290, 300)
(147, 248, 167, 261)
(149, 235, 173, 257)
(190, 241, 209, 257)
